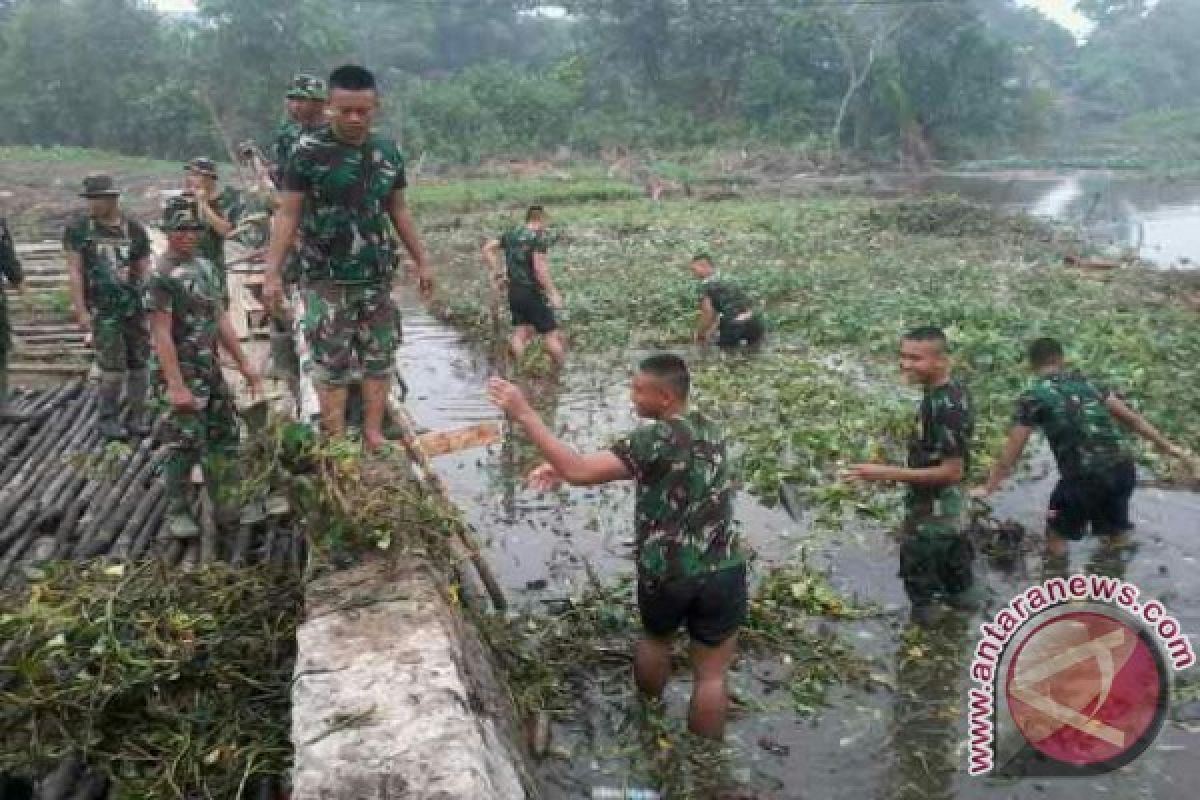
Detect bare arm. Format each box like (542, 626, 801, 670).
(695, 295, 717, 342)
(199, 198, 234, 238)
(216, 313, 251, 372)
(65, 252, 91, 330)
(1106, 395, 1182, 456)
(481, 239, 503, 284)
(150, 310, 191, 408)
(390, 190, 432, 296)
(263, 191, 303, 307)
(847, 457, 965, 488)
(979, 425, 1034, 494)
(532, 251, 560, 305)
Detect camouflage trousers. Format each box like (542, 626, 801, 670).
(162, 369, 240, 505)
(93, 310, 150, 372)
(899, 490, 974, 605)
(300, 280, 398, 386)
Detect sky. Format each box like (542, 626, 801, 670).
(150, 0, 1095, 37)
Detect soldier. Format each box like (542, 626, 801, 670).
(268, 73, 328, 189)
(146, 194, 262, 539)
(488, 354, 747, 739)
(974, 337, 1183, 565)
(182, 157, 234, 306)
(845, 326, 977, 623)
(482, 205, 566, 369)
(263, 64, 432, 451)
(64, 174, 154, 440)
(689, 253, 765, 349)
(0, 216, 24, 411)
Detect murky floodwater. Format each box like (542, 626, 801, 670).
(906, 172, 1200, 269)
(397, 294, 1200, 799)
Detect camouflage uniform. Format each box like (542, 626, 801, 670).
(63, 183, 153, 439)
(0, 218, 23, 406)
(611, 412, 747, 645)
(282, 126, 406, 387)
(1014, 370, 1135, 539)
(145, 197, 240, 537)
(269, 118, 303, 190)
(502, 225, 557, 334)
(900, 378, 975, 606)
(700, 275, 764, 348)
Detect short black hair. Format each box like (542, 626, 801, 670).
(1027, 337, 1065, 367)
(691, 252, 712, 264)
(903, 325, 948, 351)
(638, 353, 690, 400)
(329, 65, 377, 92)
(526, 205, 545, 222)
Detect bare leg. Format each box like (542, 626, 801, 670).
(544, 330, 567, 369)
(688, 633, 738, 739)
(362, 377, 389, 452)
(317, 385, 348, 439)
(510, 325, 535, 361)
(634, 636, 673, 700)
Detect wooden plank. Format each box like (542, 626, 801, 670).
(417, 422, 502, 458)
(8, 362, 91, 376)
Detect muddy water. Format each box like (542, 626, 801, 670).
(908, 172, 1200, 269)
(397, 295, 1200, 799)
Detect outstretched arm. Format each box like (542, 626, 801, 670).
(1106, 395, 1183, 457)
(488, 378, 630, 486)
(845, 456, 965, 488)
(975, 425, 1034, 495)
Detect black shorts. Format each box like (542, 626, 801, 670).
(508, 286, 557, 334)
(717, 315, 765, 348)
(1049, 460, 1136, 540)
(638, 563, 747, 647)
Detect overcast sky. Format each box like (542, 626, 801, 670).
(149, 0, 1095, 37)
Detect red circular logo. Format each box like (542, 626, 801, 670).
(1005, 610, 1166, 768)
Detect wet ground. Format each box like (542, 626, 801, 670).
(397, 294, 1200, 799)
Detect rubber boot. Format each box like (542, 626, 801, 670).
(124, 368, 152, 437)
(165, 497, 201, 539)
(97, 372, 129, 441)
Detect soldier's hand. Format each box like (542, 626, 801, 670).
(415, 263, 435, 301)
(548, 290, 563, 309)
(486, 377, 530, 418)
(843, 463, 891, 482)
(242, 367, 264, 400)
(528, 462, 564, 491)
(168, 384, 198, 412)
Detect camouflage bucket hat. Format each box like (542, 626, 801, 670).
(185, 156, 219, 179)
(286, 72, 328, 101)
(162, 193, 205, 232)
(80, 173, 122, 197)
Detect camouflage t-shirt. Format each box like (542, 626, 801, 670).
(269, 118, 302, 188)
(1014, 370, 1130, 479)
(144, 253, 224, 381)
(611, 411, 744, 579)
(63, 215, 152, 317)
(500, 226, 549, 293)
(282, 127, 407, 285)
(701, 275, 753, 320)
(906, 378, 973, 527)
(197, 189, 236, 302)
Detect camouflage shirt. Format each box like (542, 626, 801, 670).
(144, 253, 224, 380)
(611, 411, 744, 579)
(282, 127, 406, 285)
(197, 189, 237, 301)
(701, 275, 753, 320)
(500, 226, 549, 293)
(906, 378, 973, 525)
(63, 215, 152, 317)
(269, 117, 302, 188)
(1014, 369, 1131, 479)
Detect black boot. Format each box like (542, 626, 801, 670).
(125, 368, 152, 437)
(97, 372, 129, 441)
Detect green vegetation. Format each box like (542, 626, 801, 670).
(432, 192, 1200, 527)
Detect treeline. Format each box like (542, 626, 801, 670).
(0, 0, 1195, 165)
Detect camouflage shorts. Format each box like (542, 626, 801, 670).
(93, 312, 150, 372)
(162, 371, 240, 489)
(300, 281, 398, 386)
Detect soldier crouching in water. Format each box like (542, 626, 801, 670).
(146, 194, 262, 539)
(64, 174, 154, 440)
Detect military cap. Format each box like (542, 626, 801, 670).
(185, 157, 219, 179)
(161, 193, 205, 231)
(286, 73, 328, 100)
(79, 173, 122, 197)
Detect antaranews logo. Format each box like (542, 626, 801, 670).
(967, 573, 1195, 778)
